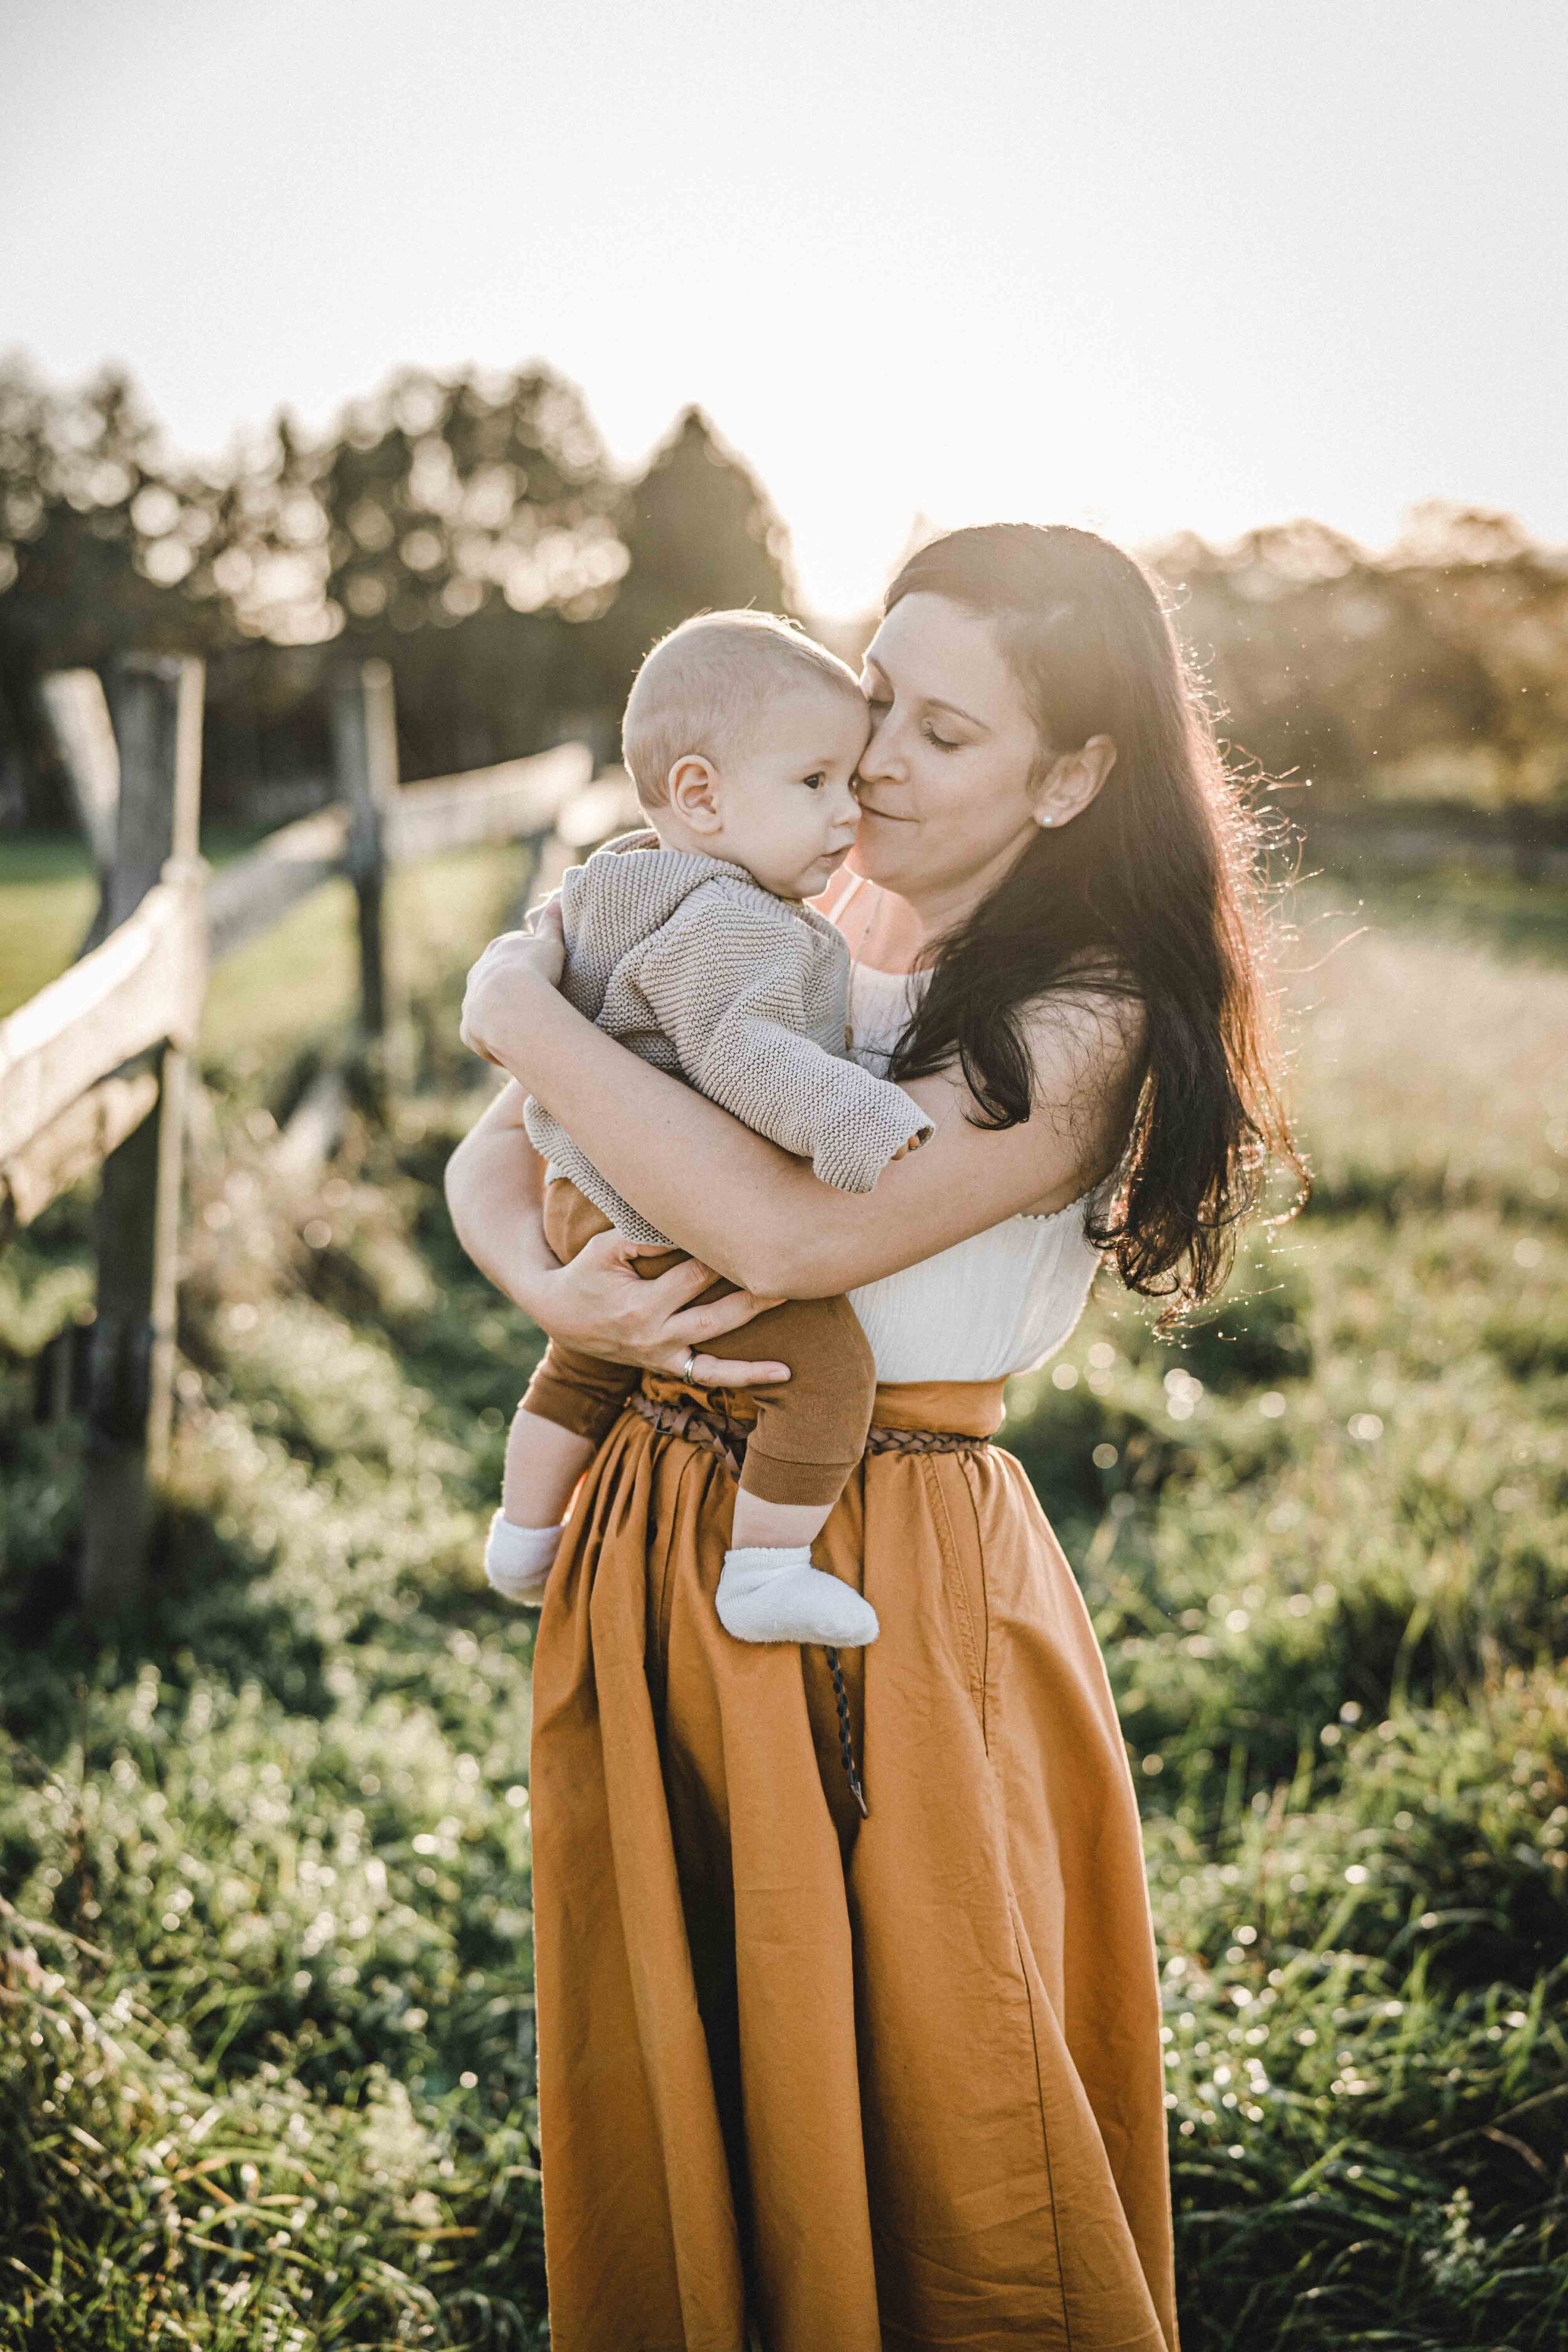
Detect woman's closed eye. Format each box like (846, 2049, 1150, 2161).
(863, 688, 956, 751)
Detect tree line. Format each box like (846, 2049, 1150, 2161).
(1, 352, 1564, 832)
(0, 359, 790, 826)
(1157, 510, 1568, 824)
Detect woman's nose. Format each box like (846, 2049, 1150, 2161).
(856, 719, 903, 787)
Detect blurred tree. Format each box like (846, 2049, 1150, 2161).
(0, 358, 230, 820)
(0, 357, 635, 820)
(208, 364, 629, 788)
(1392, 505, 1568, 816)
(1153, 511, 1568, 822)
(590, 406, 797, 703)
(223, 364, 625, 647)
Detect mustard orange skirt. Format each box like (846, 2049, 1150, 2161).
(529, 1375, 1179, 2352)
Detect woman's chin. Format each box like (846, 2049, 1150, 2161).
(848, 832, 911, 891)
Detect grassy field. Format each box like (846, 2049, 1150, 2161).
(1, 841, 1565, 2348)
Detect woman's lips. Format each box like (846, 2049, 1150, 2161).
(856, 802, 913, 823)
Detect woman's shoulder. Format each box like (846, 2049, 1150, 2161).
(1020, 970, 1145, 1066)
(1007, 982, 1143, 1209)
(989, 981, 1141, 1180)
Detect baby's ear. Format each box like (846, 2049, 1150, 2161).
(667, 753, 723, 832)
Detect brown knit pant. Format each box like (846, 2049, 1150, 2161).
(519, 1180, 875, 1509)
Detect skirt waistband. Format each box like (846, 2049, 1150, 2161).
(868, 1378, 1008, 1441)
(630, 1377, 1005, 1476)
(638, 1372, 1005, 1439)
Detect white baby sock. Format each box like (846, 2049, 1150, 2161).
(716, 1546, 879, 1647)
(485, 1513, 563, 1606)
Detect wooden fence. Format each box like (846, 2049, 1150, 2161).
(1, 651, 627, 1610)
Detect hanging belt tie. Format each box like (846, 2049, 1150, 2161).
(626, 1389, 992, 1819)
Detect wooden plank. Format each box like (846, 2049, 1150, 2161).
(82, 1073, 176, 1605)
(553, 765, 639, 850)
(201, 744, 595, 966)
(332, 660, 399, 1052)
(38, 670, 120, 873)
(386, 742, 592, 864)
(206, 805, 349, 963)
(101, 656, 204, 931)
(0, 874, 206, 1163)
(83, 652, 207, 1609)
(271, 1066, 349, 1180)
(526, 829, 579, 916)
(0, 1066, 161, 1234)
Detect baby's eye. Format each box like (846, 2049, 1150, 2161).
(802, 771, 826, 791)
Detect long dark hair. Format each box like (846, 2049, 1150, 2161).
(886, 522, 1303, 1317)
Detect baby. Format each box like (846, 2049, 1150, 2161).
(482, 612, 931, 1648)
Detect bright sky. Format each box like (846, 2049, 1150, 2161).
(3, 0, 1564, 613)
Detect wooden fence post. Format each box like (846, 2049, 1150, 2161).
(80, 653, 204, 1611)
(37, 669, 122, 952)
(331, 659, 401, 1091)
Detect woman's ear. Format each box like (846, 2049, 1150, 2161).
(666, 753, 723, 832)
(1032, 734, 1117, 830)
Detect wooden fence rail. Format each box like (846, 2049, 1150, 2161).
(204, 806, 349, 963)
(0, 874, 205, 1165)
(2, 652, 611, 1609)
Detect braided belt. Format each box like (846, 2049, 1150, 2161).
(624, 1389, 987, 1824)
(627, 1387, 990, 1474)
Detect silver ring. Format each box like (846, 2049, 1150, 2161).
(682, 1347, 701, 1384)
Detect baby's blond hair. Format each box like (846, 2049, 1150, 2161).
(622, 611, 864, 808)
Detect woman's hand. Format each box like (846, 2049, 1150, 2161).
(460, 899, 566, 1069)
(533, 1225, 791, 1387)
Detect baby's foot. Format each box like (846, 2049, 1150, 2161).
(485, 1513, 563, 1606)
(716, 1546, 879, 1646)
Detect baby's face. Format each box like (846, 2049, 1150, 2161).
(707, 687, 870, 899)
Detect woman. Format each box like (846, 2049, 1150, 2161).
(448, 524, 1297, 2352)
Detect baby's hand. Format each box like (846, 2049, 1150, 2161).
(891, 1130, 928, 1162)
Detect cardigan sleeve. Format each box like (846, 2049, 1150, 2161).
(634, 892, 932, 1192)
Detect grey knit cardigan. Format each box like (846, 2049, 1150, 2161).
(523, 830, 933, 1246)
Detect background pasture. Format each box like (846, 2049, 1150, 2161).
(1, 838, 1565, 2348)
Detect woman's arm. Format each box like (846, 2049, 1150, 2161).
(442, 1079, 559, 1306)
(459, 932, 1138, 1300)
(443, 1078, 794, 1383)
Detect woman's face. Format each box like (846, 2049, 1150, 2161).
(854, 591, 1044, 920)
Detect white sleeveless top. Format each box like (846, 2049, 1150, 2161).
(844, 961, 1103, 1384)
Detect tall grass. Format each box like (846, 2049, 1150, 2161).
(2, 872, 1565, 2348)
